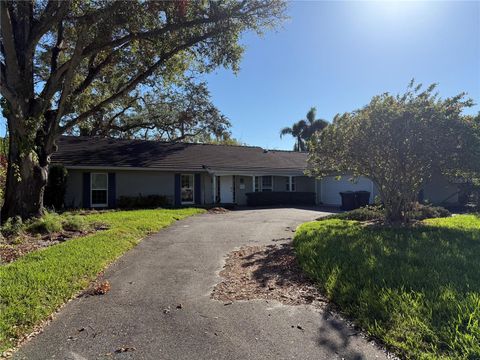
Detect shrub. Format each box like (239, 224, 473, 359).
(62, 215, 89, 232)
(44, 165, 68, 210)
(322, 203, 451, 222)
(322, 205, 384, 221)
(409, 203, 451, 220)
(117, 194, 171, 209)
(26, 212, 63, 234)
(0, 216, 24, 238)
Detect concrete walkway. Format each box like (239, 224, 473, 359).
(15, 208, 389, 360)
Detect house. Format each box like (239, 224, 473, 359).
(52, 136, 460, 208)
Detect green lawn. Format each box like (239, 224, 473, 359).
(294, 215, 480, 360)
(0, 208, 205, 352)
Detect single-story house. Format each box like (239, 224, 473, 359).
(52, 136, 460, 208)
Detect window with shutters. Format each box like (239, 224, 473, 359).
(91, 173, 108, 207)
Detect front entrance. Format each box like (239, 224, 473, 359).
(218, 175, 234, 203)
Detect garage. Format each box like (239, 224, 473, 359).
(320, 176, 375, 206)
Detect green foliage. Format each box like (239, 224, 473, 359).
(1, 212, 92, 240)
(0, 208, 205, 352)
(409, 203, 451, 220)
(323, 205, 384, 221)
(0, 216, 23, 238)
(25, 212, 63, 234)
(294, 215, 480, 359)
(76, 79, 233, 142)
(308, 82, 480, 222)
(324, 204, 451, 222)
(60, 215, 89, 232)
(44, 165, 68, 210)
(280, 107, 328, 151)
(117, 195, 171, 209)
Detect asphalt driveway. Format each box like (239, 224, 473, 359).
(15, 208, 389, 360)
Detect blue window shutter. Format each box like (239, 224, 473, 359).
(82, 172, 91, 208)
(108, 173, 116, 208)
(194, 173, 201, 205)
(174, 173, 181, 206)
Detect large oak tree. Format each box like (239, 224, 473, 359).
(0, 0, 285, 221)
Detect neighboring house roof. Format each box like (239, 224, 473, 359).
(52, 136, 308, 176)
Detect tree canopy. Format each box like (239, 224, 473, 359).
(0, 0, 286, 220)
(71, 79, 232, 142)
(280, 107, 328, 151)
(307, 82, 480, 222)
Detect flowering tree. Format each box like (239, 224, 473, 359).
(307, 82, 480, 223)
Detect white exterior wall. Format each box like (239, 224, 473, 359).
(320, 176, 375, 206)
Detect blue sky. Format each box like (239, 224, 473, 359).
(203, 0, 480, 149)
(1, 1, 479, 149)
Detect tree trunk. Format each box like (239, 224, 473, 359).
(384, 202, 405, 223)
(1, 116, 55, 222)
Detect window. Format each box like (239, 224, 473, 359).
(286, 177, 296, 191)
(91, 173, 108, 207)
(181, 174, 194, 204)
(261, 176, 273, 192)
(287, 176, 295, 191)
(254, 176, 260, 192)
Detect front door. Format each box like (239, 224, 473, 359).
(181, 174, 194, 204)
(219, 175, 234, 203)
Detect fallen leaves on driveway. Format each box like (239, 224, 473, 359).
(212, 243, 327, 307)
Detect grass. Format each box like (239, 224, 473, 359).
(0, 208, 205, 352)
(293, 214, 480, 360)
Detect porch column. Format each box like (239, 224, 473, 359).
(212, 174, 216, 203)
(252, 175, 255, 192)
(289, 176, 293, 192)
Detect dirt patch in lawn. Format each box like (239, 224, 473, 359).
(208, 207, 230, 214)
(212, 242, 327, 306)
(0, 224, 108, 264)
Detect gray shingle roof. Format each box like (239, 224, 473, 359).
(52, 136, 308, 175)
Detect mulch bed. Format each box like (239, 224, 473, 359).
(212, 242, 327, 306)
(0, 224, 108, 264)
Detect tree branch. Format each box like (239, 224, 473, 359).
(60, 27, 226, 133)
(28, 0, 71, 55)
(0, 1, 20, 88)
(80, 13, 230, 58)
(50, 20, 64, 73)
(54, 30, 87, 124)
(72, 43, 128, 97)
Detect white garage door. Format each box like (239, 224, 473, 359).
(321, 176, 374, 205)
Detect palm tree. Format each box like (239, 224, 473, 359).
(280, 120, 308, 151)
(280, 107, 329, 151)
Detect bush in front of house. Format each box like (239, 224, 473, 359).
(0, 216, 24, 239)
(61, 215, 90, 232)
(117, 194, 171, 209)
(322, 205, 384, 222)
(26, 212, 63, 234)
(409, 202, 451, 220)
(323, 203, 451, 222)
(1, 212, 92, 241)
